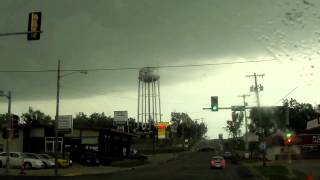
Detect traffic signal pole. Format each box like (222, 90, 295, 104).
(238, 94, 250, 151)
(0, 31, 43, 37)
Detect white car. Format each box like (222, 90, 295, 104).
(0, 152, 44, 169)
(23, 153, 55, 168)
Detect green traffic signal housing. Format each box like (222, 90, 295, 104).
(211, 96, 218, 112)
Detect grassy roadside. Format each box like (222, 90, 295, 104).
(253, 165, 307, 180)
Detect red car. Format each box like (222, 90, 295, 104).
(210, 156, 226, 169)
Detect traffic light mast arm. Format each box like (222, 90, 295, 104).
(0, 31, 43, 37)
(203, 107, 233, 110)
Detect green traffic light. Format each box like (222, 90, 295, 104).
(212, 106, 218, 111)
(286, 132, 292, 138)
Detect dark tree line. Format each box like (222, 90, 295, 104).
(249, 98, 320, 137)
(170, 112, 207, 141)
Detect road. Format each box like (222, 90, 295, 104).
(2, 151, 260, 180)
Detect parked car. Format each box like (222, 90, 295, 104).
(210, 156, 226, 169)
(38, 154, 72, 168)
(23, 153, 55, 168)
(80, 151, 100, 166)
(0, 152, 44, 169)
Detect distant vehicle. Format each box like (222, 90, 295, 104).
(0, 152, 44, 169)
(223, 151, 232, 159)
(210, 156, 226, 169)
(38, 154, 72, 168)
(23, 153, 55, 168)
(80, 152, 100, 166)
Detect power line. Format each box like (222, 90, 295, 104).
(273, 86, 299, 105)
(0, 59, 278, 73)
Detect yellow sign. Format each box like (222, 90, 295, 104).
(158, 128, 166, 139)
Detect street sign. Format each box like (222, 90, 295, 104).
(158, 128, 166, 139)
(57, 115, 73, 134)
(114, 111, 128, 125)
(156, 122, 169, 139)
(306, 118, 320, 130)
(231, 106, 245, 111)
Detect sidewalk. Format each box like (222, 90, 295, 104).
(0, 153, 177, 176)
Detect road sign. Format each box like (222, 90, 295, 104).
(114, 111, 128, 125)
(158, 128, 166, 139)
(231, 106, 245, 111)
(156, 122, 169, 139)
(57, 115, 73, 134)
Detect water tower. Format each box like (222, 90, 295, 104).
(137, 67, 162, 130)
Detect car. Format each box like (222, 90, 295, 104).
(80, 151, 100, 166)
(23, 153, 55, 168)
(223, 151, 232, 159)
(38, 154, 72, 168)
(210, 156, 226, 169)
(0, 152, 44, 169)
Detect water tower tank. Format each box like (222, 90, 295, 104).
(139, 67, 160, 83)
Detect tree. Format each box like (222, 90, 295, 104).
(73, 113, 89, 128)
(21, 107, 52, 126)
(249, 106, 287, 138)
(171, 112, 207, 140)
(284, 98, 319, 133)
(225, 111, 244, 139)
(73, 112, 114, 128)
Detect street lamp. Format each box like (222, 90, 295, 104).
(0, 90, 11, 174)
(54, 61, 87, 176)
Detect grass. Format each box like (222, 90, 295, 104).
(254, 165, 307, 180)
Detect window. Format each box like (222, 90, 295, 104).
(45, 137, 63, 153)
(10, 153, 19, 158)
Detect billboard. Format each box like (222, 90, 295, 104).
(114, 111, 128, 125)
(57, 115, 73, 134)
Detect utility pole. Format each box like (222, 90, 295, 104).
(0, 91, 12, 174)
(238, 94, 250, 152)
(54, 60, 61, 176)
(246, 73, 266, 166)
(6, 91, 11, 174)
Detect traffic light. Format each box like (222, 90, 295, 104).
(27, 12, 42, 40)
(211, 96, 218, 111)
(285, 130, 294, 145)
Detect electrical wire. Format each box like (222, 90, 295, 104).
(273, 86, 299, 105)
(0, 59, 278, 73)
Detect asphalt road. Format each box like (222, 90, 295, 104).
(2, 151, 260, 180)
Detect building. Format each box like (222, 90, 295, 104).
(0, 125, 135, 162)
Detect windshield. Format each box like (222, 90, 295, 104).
(39, 154, 52, 159)
(22, 154, 37, 159)
(1, 0, 320, 179)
